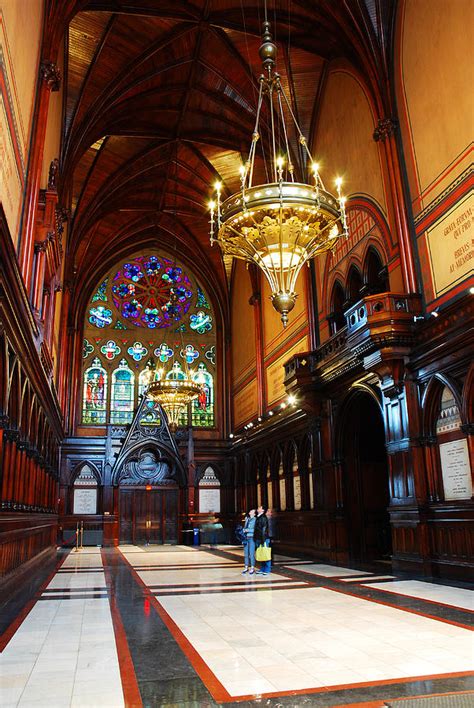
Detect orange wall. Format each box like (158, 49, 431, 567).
(397, 0, 473, 307)
(231, 260, 258, 427)
(314, 69, 387, 216)
(398, 0, 472, 215)
(0, 0, 43, 244)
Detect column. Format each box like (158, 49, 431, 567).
(19, 62, 61, 291)
(373, 118, 418, 294)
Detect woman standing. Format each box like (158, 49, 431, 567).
(242, 509, 256, 575)
(254, 506, 271, 574)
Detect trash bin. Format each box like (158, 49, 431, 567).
(193, 527, 200, 546)
(182, 529, 194, 546)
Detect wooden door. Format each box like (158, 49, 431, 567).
(119, 489, 178, 544)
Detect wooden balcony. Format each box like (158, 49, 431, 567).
(284, 293, 423, 397)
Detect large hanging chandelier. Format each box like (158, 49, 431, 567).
(147, 363, 201, 430)
(208, 16, 348, 326)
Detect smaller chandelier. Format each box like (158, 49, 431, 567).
(147, 376, 201, 430)
(209, 19, 348, 326)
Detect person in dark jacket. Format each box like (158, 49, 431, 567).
(254, 506, 271, 574)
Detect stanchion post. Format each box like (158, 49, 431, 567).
(80, 520, 84, 550)
(74, 522, 79, 552)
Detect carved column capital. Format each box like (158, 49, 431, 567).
(48, 158, 60, 190)
(4, 429, 20, 443)
(34, 239, 48, 254)
(373, 117, 398, 142)
(40, 61, 61, 91)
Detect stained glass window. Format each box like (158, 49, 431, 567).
(92, 278, 108, 302)
(83, 358, 107, 424)
(191, 363, 214, 427)
(89, 306, 112, 328)
(82, 251, 216, 428)
(110, 360, 134, 424)
(112, 255, 192, 329)
(138, 361, 156, 397)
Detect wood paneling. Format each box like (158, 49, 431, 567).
(0, 514, 57, 584)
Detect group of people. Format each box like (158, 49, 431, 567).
(240, 506, 276, 575)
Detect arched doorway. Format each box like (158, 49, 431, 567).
(112, 399, 187, 545)
(117, 446, 181, 545)
(339, 390, 392, 562)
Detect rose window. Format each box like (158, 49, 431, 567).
(111, 255, 193, 329)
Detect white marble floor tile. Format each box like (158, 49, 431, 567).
(363, 580, 474, 611)
(284, 563, 372, 577)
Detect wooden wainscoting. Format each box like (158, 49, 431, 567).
(0, 513, 58, 587)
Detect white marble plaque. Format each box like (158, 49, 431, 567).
(279, 478, 286, 511)
(199, 488, 221, 513)
(73, 488, 97, 515)
(293, 475, 301, 510)
(439, 439, 472, 500)
(267, 481, 273, 510)
(309, 472, 314, 509)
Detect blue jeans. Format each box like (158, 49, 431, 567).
(244, 538, 256, 567)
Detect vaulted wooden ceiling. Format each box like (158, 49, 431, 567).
(60, 0, 394, 320)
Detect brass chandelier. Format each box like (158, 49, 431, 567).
(208, 17, 348, 326)
(147, 373, 201, 431)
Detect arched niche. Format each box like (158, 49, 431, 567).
(346, 264, 363, 308)
(329, 280, 346, 334)
(364, 247, 389, 295)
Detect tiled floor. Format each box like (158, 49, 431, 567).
(0, 545, 473, 707)
(0, 550, 123, 707)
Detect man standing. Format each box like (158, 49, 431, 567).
(254, 506, 270, 574)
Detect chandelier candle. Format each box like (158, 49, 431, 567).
(208, 19, 349, 326)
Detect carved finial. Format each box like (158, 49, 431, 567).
(373, 117, 397, 142)
(48, 158, 59, 190)
(40, 61, 61, 91)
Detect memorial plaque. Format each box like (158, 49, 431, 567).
(73, 488, 97, 514)
(439, 439, 472, 500)
(293, 475, 301, 511)
(199, 488, 221, 513)
(267, 481, 273, 510)
(279, 478, 286, 511)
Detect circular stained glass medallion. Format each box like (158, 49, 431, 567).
(111, 255, 193, 329)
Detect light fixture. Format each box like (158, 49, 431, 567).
(209, 11, 348, 326)
(147, 371, 201, 431)
(287, 394, 297, 405)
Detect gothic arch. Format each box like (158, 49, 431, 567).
(70, 460, 102, 486)
(421, 374, 464, 437)
(195, 462, 223, 486)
